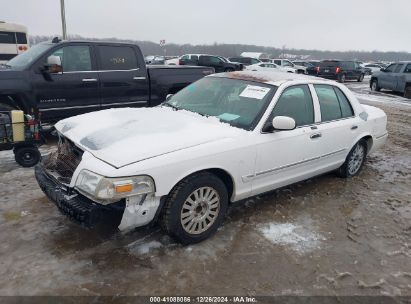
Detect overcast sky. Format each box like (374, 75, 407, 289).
(1, 0, 410, 52)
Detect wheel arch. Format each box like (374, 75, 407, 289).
(166, 167, 235, 203)
(351, 134, 373, 154)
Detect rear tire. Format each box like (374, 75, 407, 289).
(14, 146, 41, 167)
(371, 79, 381, 92)
(338, 74, 346, 83)
(357, 74, 364, 82)
(404, 85, 411, 99)
(160, 172, 228, 244)
(337, 140, 367, 178)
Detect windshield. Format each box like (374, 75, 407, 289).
(164, 77, 277, 130)
(7, 43, 52, 68)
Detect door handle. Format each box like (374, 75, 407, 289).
(351, 125, 358, 130)
(310, 133, 322, 139)
(82, 78, 98, 82)
(133, 76, 146, 80)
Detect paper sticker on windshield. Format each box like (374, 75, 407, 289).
(218, 113, 240, 121)
(239, 85, 270, 100)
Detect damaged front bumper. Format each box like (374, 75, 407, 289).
(35, 163, 163, 230)
(35, 164, 125, 228)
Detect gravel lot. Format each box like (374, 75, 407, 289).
(0, 78, 410, 297)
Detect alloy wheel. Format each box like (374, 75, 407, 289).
(180, 187, 220, 235)
(348, 144, 365, 175)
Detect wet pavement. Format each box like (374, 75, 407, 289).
(0, 79, 410, 296)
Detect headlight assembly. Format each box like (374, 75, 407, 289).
(75, 170, 155, 202)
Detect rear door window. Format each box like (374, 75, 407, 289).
(271, 85, 314, 126)
(315, 84, 354, 121)
(99, 46, 138, 70)
(334, 87, 354, 118)
(345, 61, 355, 69)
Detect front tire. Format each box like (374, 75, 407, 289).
(337, 140, 367, 178)
(160, 172, 228, 244)
(371, 79, 381, 92)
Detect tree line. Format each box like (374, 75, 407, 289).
(29, 34, 411, 62)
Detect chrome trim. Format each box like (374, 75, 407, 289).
(243, 148, 347, 181)
(82, 78, 98, 82)
(39, 100, 147, 111)
(40, 104, 100, 111)
(62, 68, 140, 74)
(133, 76, 146, 80)
(101, 101, 147, 107)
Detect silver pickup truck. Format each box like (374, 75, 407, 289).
(370, 61, 411, 98)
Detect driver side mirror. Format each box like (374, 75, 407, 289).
(45, 55, 63, 73)
(272, 116, 296, 131)
(166, 94, 173, 101)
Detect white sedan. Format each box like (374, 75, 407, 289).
(35, 71, 387, 244)
(246, 62, 297, 73)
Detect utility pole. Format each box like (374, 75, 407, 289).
(60, 0, 67, 40)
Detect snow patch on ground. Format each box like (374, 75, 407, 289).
(259, 222, 325, 254)
(128, 240, 163, 255)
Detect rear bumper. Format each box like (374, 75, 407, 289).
(317, 74, 338, 79)
(35, 164, 125, 228)
(369, 133, 388, 154)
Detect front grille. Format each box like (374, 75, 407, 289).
(44, 136, 83, 184)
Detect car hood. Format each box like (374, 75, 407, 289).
(55, 107, 246, 168)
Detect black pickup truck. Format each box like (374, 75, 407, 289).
(0, 40, 214, 122)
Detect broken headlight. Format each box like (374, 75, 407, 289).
(75, 170, 155, 202)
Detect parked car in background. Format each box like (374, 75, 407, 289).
(228, 57, 261, 66)
(245, 62, 295, 73)
(35, 71, 387, 244)
(165, 56, 180, 65)
(364, 63, 385, 75)
(272, 59, 306, 74)
(179, 54, 243, 72)
(240, 52, 270, 62)
(316, 60, 365, 83)
(0, 40, 214, 122)
(370, 62, 411, 98)
(0, 21, 29, 64)
(145, 55, 166, 65)
(293, 60, 320, 76)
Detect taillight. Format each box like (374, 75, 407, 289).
(336, 67, 341, 73)
(178, 59, 183, 65)
(315, 66, 320, 73)
(18, 46, 28, 51)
